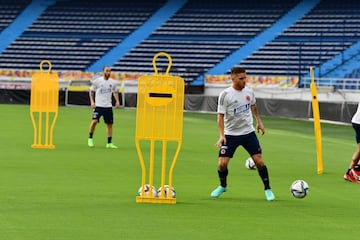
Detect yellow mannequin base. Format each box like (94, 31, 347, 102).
(136, 196, 176, 204)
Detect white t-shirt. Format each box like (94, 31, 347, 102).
(90, 77, 119, 108)
(217, 86, 256, 135)
(352, 102, 360, 124)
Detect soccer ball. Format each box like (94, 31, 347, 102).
(245, 157, 256, 170)
(290, 180, 309, 198)
(137, 184, 157, 197)
(157, 185, 176, 198)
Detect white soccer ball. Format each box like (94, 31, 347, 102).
(137, 184, 157, 197)
(245, 157, 256, 170)
(290, 180, 309, 198)
(157, 185, 176, 198)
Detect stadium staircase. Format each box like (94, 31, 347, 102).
(202, 0, 320, 77)
(0, 0, 167, 71)
(0, 0, 32, 33)
(293, 0, 360, 87)
(241, 0, 359, 81)
(307, 41, 360, 80)
(87, 0, 187, 72)
(113, 0, 301, 89)
(346, 67, 360, 79)
(0, 0, 52, 54)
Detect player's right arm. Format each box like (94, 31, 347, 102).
(89, 90, 96, 109)
(216, 91, 227, 147)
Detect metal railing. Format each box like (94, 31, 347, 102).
(300, 77, 360, 90)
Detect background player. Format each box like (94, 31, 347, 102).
(88, 66, 120, 148)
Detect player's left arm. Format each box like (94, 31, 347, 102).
(251, 104, 265, 135)
(113, 91, 120, 108)
(112, 81, 120, 108)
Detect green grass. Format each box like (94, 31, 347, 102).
(0, 104, 357, 239)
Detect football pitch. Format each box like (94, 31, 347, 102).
(0, 103, 358, 240)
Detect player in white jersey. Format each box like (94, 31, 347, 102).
(87, 66, 120, 148)
(344, 102, 360, 182)
(211, 67, 275, 201)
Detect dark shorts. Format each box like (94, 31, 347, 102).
(92, 107, 113, 124)
(353, 123, 360, 143)
(218, 131, 262, 158)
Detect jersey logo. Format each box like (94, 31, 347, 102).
(100, 88, 112, 94)
(233, 103, 250, 115)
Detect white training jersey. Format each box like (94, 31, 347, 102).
(352, 102, 360, 124)
(217, 86, 256, 135)
(90, 77, 119, 108)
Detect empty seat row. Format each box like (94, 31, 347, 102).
(0, 0, 31, 31)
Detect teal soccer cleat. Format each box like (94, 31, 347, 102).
(211, 186, 227, 198)
(265, 189, 275, 201)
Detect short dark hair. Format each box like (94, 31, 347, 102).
(103, 66, 111, 71)
(231, 67, 246, 75)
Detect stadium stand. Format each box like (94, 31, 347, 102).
(112, 0, 301, 90)
(0, 0, 359, 91)
(346, 68, 360, 79)
(0, 0, 31, 32)
(239, 0, 360, 80)
(0, 0, 166, 71)
(87, 0, 187, 72)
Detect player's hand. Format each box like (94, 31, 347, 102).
(90, 102, 96, 109)
(257, 122, 265, 135)
(115, 101, 120, 108)
(215, 136, 226, 148)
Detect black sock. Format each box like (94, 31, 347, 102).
(218, 168, 228, 187)
(107, 137, 112, 144)
(257, 165, 271, 190)
(89, 133, 93, 138)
